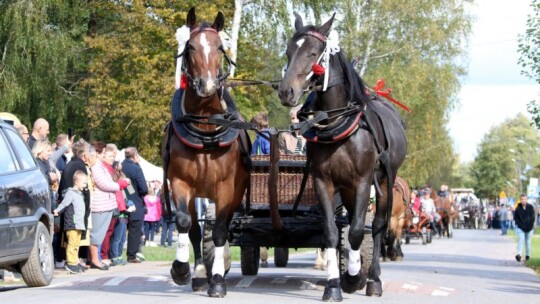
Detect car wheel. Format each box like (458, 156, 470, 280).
(20, 222, 54, 287)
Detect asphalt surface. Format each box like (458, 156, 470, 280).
(0, 228, 539, 304)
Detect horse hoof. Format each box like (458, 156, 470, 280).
(191, 277, 208, 292)
(392, 256, 403, 262)
(170, 260, 191, 286)
(207, 274, 227, 298)
(366, 280, 383, 297)
(322, 278, 343, 302)
(340, 271, 366, 294)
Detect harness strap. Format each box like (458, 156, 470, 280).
(163, 122, 174, 222)
(292, 158, 311, 218)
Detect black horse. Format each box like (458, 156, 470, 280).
(279, 14, 407, 301)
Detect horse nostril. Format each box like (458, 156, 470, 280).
(288, 88, 293, 98)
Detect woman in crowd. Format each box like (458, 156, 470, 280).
(88, 142, 129, 270)
(32, 140, 59, 203)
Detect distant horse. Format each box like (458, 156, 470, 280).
(278, 13, 407, 300)
(382, 177, 410, 261)
(434, 196, 453, 238)
(161, 8, 250, 298)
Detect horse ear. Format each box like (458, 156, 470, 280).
(294, 12, 303, 31)
(318, 13, 335, 37)
(186, 7, 196, 28)
(213, 11, 225, 32)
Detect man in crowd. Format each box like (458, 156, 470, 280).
(514, 194, 536, 262)
(28, 118, 50, 149)
(122, 147, 148, 263)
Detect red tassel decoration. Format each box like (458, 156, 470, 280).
(180, 74, 188, 89)
(312, 63, 325, 75)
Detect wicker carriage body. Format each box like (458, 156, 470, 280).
(250, 154, 317, 207)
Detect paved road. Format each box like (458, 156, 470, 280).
(1, 229, 539, 304)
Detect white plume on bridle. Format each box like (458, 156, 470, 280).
(175, 25, 190, 90)
(303, 29, 341, 91)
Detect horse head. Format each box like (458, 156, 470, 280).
(278, 13, 336, 107)
(182, 7, 230, 98)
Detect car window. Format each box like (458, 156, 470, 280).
(0, 130, 18, 173)
(5, 128, 36, 170)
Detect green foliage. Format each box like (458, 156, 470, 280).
(519, 0, 540, 130)
(2, 0, 474, 184)
(0, 0, 89, 135)
(470, 114, 540, 200)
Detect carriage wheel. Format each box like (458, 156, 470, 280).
(448, 223, 453, 238)
(274, 247, 289, 268)
(339, 214, 373, 283)
(203, 203, 231, 280)
(240, 246, 260, 276)
(426, 230, 432, 243)
(405, 236, 410, 244)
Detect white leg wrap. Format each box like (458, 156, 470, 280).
(212, 246, 225, 276)
(326, 248, 339, 280)
(348, 249, 361, 276)
(175, 233, 190, 262)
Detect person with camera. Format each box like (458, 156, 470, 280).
(122, 147, 148, 263)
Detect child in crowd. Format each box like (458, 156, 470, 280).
(143, 186, 162, 247)
(53, 170, 88, 274)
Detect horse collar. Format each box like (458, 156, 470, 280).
(301, 111, 363, 144)
(170, 89, 240, 150)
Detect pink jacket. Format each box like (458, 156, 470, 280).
(144, 195, 162, 222)
(91, 160, 120, 212)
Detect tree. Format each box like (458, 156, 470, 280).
(519, 0, 540, 129)
(470, 114, 540, 200)
(0, 0, 89, 135)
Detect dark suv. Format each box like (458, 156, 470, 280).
(0, 118, 54, 286)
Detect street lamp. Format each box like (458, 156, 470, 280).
(511, 158, 524, 194)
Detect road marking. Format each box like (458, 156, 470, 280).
(402, 283, 419, 290)
(235, 276, 257, 288)
(439, 286, 455, 291)
(147, 275, 168, 282)
(104, 277, 128, 286)
(270, 278, 288, 284)
(300, 279, 318, 290)
(432, 289, 450, 296)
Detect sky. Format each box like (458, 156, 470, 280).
(448, 0, 540, 163)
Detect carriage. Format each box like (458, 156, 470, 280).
(201, 150, 374, 277)
(403, 209, 433, 245)
(163, 8, 406, 300)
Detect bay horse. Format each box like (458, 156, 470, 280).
(382, 177, 410, 261)
(278, 14, 407, 300)
(161, 8, 249, 298)
(430, 187, 454, 238)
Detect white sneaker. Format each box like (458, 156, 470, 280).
(136, 252, 146, 261)
(148, 241, 158, 247)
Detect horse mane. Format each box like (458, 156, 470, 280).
(293, 26, 371, 107)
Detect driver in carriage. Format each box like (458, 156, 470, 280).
(421, 188, 441, 237)
(410, 190, 421, 215)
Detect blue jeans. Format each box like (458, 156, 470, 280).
(500, 220, 507, 235)
(160, 218, 176, 246)
(144, 221, 158, 242)
(516, 226, 533, 257)
(110, 217, 127, 259)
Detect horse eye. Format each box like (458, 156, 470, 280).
(309, 53, 317, 57)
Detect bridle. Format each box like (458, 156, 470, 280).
(176, 27, 236, 90)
